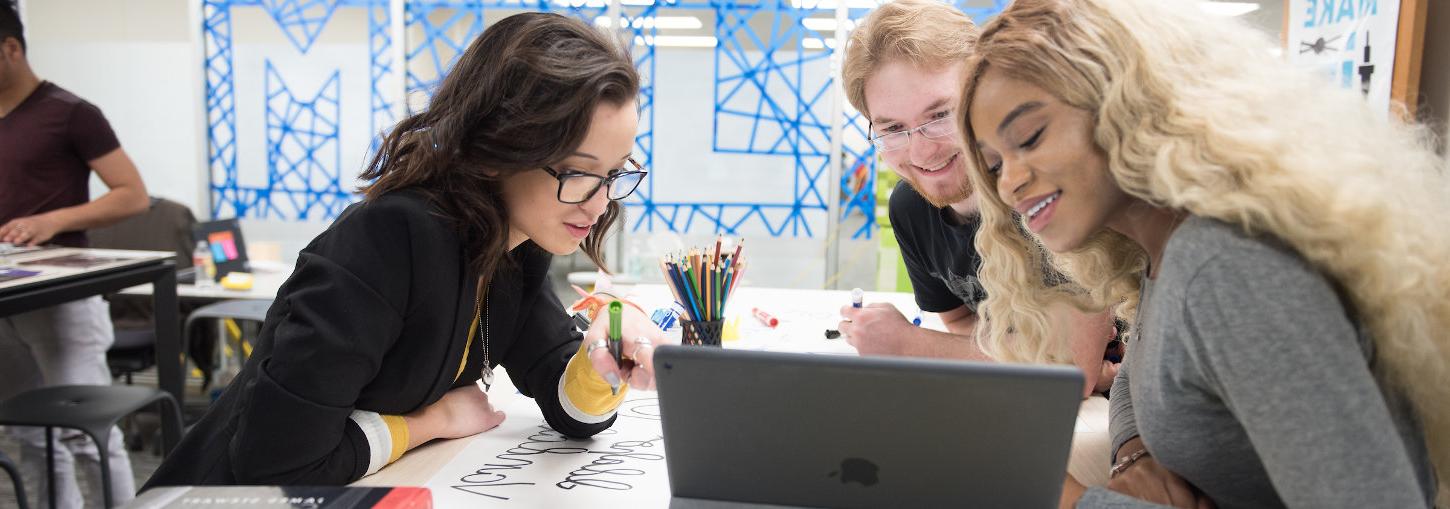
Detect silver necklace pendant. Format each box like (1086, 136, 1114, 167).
(477, 281, 493, 392)
(479, 366, 495, 392)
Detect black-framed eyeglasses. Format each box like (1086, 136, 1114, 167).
(539, 157, 648, 204)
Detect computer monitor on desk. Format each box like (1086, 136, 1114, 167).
(654, 346, 1082, 509)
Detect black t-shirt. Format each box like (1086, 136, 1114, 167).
(888, 181, 987, 314)
(0, 81, 121, 247)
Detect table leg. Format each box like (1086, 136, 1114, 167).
(152, 269, 182, 452)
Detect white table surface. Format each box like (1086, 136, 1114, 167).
(116, 261, 290, 300)
(0, 247, 174, 291)
(352, 284, 1105, 508)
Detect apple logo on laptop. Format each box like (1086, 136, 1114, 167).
(828, 457, 879, 486)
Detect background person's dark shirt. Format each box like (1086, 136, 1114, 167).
(888, 180, 987, 314)
(0, 81, 121, 247)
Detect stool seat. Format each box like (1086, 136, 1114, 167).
(185, 299, 271, 325)
(111, 329, 155, 350)
(0, 385, 182, 509)
(0, 385, 172, 433)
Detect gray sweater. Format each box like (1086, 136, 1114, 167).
(1078, 217, 1436, 509)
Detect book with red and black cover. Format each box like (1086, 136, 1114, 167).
(125, 486, 431, 509)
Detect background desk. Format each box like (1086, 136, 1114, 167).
(353, 285, 1105, 507)
(117, 263, 289, 301)
(0, 248, 183, 448)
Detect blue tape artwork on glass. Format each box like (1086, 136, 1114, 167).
(262, 61, 347, 219)
(205, 0, 392, 221)
(203, 0, 1004, 232)
(259, 0, 342, 54)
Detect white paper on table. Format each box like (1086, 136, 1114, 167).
(424, 371, 672, 508)
(1073, 396, 1110, 434)
(423, 287, 1099, 506)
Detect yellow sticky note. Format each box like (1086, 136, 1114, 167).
(221, 272, 254, 290)
(722, 315, 741, 342)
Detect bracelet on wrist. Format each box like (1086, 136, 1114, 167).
(1109, 449, 1150, 478)
(570, 291, 646, 321)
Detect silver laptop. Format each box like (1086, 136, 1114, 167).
(655, 346, 1082, 509)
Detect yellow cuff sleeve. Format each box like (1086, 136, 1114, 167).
(379, 414, 409, 464)
(561, 340, 627, 421)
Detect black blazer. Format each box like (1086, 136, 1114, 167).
(146, 190, 611, 486)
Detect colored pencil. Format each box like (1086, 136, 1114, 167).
(658, 236, 745, 325)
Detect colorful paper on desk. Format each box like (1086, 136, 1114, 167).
(19, 253, 128, 269)
(208, 231, 240, 262)
(424, 372, 670, 508)
(0, 268, 41, 283)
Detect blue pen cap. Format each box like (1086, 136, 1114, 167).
(651, 306, 681, 330)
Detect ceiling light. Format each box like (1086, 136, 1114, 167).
(596, 15, 704, 30)
(634, 35, 719, 48)
(802, 38, 838, 50)
(802, 18, 856, 31)
(789, 0, 881, 10)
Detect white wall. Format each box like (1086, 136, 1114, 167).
(25, 0, 206, 214)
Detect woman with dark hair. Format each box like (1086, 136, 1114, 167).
(145, 12, 664, 486)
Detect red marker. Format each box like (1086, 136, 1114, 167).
(751, 307, 779, 328)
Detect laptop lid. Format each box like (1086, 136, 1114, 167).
(655, 346, 1081, 509)
(192, 218, 249, 278)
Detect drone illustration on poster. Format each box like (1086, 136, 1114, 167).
(1298, 35, 1342, 55)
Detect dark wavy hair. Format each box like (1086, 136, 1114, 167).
(360, 12, 639, 291)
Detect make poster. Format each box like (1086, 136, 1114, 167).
(1287, 0, 1403, 115)
(424, 373, 671, 508)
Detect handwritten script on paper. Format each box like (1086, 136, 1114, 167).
(422, 288, 931, 507)
(427, 390, 673, 507)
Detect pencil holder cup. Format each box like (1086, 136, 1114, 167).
(681, 319, 725, 347)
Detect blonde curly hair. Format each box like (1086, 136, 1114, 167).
(956, 0, 1450, 494)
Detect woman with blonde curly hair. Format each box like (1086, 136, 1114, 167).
(957, 0, 1447, 507)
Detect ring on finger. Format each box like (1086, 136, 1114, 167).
(634, 336, 652, 348)
(587, 338, 607, 354)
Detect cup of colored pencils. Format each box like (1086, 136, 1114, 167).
(659, 237, 745, 346)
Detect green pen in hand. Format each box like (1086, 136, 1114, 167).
(608, 301, 623, 395)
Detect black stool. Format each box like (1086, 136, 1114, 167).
(0, 385, 183, 509)
(0, 449, 27, 509)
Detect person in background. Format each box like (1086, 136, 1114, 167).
(145, 12, 667, 487)
(960, 0, 1446, 506)
(0, 4, 150, 508)
(838, 0, 1120, 498)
